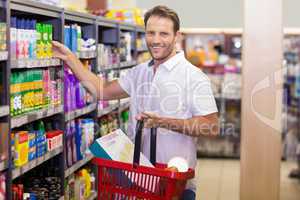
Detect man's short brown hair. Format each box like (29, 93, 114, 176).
(144, 5, 180, 33)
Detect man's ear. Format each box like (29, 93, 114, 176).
(175, 31, 181, 42)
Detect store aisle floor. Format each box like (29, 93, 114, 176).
(196, 159, 300, 200)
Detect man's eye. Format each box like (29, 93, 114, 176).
(147, 32, 154, 36)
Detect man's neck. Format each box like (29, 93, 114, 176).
(153, 50, 177, 73)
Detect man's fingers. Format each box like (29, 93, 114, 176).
(52, 41, 64, 48)
(52, 41, 71, 54)
(52, 51, 67, 61)
(142, 111, 157, 118)
(135, 113, 149, 121)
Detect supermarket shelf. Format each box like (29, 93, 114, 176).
(119, 23, 135, 31)
(64, 9, 96, 24)
(0, 160, 8, 172)
(137, 48, 148, 52)
(65, 103, 97, 122)
(97, 17, 118, 28)
(0, 106, 9, 117)
(59, 191, 97, 200)
(224, 97, 241, 101)
(136, 26, 145, 33)
(119, 60, 137, 69)
(65, 154, 94, 178)
(12, 147, 63, 179)
(98, 64, 119, 72)
(197, 151, 240, 159)
(11, 105, 63, 128)
(77, 51, 97, 59)
(10, 0, 62, 18)
(119, 101, 130, 112)
(98, 103, 119, 118)
(0, 51, 8, 61)
(11, 58, 61, 69)
(0, 1, 5, 8)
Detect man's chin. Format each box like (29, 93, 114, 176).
(151, 54, 165, 60)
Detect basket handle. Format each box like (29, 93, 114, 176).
(133, 120, 157, 167)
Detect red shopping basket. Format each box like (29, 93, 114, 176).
(92, 120, 195, 200)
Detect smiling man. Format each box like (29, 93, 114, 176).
(52, 5, 218, 199)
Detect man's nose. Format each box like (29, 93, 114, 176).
(152, 34, 162, 44)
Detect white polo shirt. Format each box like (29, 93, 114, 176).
(118, 51, 218, 191)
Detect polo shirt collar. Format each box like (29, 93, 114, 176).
(147, 51, 184, 71)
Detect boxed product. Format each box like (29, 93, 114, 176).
(90, 129, 153, 168)
(13, 131, 29, 167)
(0, 23, 6, 51)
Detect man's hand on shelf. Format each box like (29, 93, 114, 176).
(52, 41, 77, 67)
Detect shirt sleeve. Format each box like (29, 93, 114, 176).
(118, 67, 135, 96)
(189, 79, 218, 116)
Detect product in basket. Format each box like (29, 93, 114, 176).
(167, 157, 189, 173)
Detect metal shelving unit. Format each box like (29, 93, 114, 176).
(119, 101, 130, 112)
(98, 103, 119, 118)
(0, 51, 8, 61)
(65, 103, 97, 122)
(120, 60, 138, 69)
(64, 9, 96, 25)
(12, 147, 63, 179)
(77, 50, 97, 59)
(59, 190, 97, 200)
(11, 105, 63, 128)
(10, 0, 62, 17)
(98, 64, 119, 72)
(10, 58, 61, 69)
(0, 0, 5, 8)
(0, 105, 9, 117)
(1, 0, 148, 198)
(64, 154, 94, 178)
(119, 23, 136, 32)
(136, 26, 145, 33)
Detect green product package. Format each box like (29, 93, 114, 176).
(18, 72, 24, 115)
(48, 24, 53, 57)
(10, 73, 16, 116)
(43, 24, 49, 58)
(121, 110, 129, 122)
(36, 23, 43, 58)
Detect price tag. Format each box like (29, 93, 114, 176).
(18, 60, 25, 68)
(40, 59, 44, 66)
(48, 108, 55, 116)
(13, 115, 28, 127)
(27, 60, 32, 68)
(33, 60, 39, 67)
(46, 59, 51, 66)
(27, 161, 33, 170)
(36, 110, 44, 118)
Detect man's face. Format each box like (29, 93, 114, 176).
(145, 16, 178, 62)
